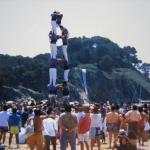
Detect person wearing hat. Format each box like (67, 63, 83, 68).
(112, 129, 129, 150)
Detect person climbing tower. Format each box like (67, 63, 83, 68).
(48, 31, 61, 59)
(48, 58, 61, 86)
(56, 13, 63, 27)
(60, 36, 69, 60)
(57, 81, 70, 106)
(51, 11, 59, 34)
(60, 26, 69, 45)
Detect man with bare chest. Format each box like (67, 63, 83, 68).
(125, 105, 141, 139)
(25, 108, 48, 150)
(106, 105, 119, 148)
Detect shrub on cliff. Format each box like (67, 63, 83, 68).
(97, 55, 113, 71)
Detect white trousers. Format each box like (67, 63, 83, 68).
(64, 69, 69, 81)
(56, 23, 61, 28)
(63, 95, 70, 102)
(66, 32, 70, 38)
(50, 44, 57, 59)
(49, 68, 57, 86)
(48, 94, 56, 98)
(51, 20, 57, 34)
(62, 45, 68, 60)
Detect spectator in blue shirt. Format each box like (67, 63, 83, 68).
(8, 108, 21, 149)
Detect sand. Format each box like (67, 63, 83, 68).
(3, 133, 150, 150)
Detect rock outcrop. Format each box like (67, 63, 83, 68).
(2, 85, 46, 102)
(1, 65, 150, 104)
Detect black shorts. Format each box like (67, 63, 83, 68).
(0, 126, 8, 132)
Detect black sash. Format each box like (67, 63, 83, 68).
(64, 66, 69, 70)
(52, 18, 56, 21)
(51, 40, 56, 44)
(63, 91, 69, 96)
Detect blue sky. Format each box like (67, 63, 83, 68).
(0, 0, 150, 63)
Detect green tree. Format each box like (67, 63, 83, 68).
(96, 45, 110, 62)
(97, 55, 113, 71)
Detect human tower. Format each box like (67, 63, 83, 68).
(47, 11, 70, 106)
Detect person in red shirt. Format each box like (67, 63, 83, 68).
(78, 106, 91, 150)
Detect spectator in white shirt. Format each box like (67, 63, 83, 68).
(42, 115, 57, 150)
(76, 107, 84, 122)
(89, 107, 102, 150)
(0, 105, 10, 144)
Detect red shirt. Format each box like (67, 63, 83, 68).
(79, 114, 91, 134)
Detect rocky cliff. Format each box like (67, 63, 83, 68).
(1, 64, 150, 104)
(79, 64, 150, 104)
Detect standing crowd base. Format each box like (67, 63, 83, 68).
(0, 100, 150, 150)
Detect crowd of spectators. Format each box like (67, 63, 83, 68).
(0, 99, 150, 150)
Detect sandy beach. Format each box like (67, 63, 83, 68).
(3, 132, 150, 150)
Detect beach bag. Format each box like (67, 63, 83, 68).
(25, 120, 34, 137)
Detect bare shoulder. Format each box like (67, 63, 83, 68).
(115, 112, 119, 116)
(143, 112, 149, 117)
(40, 115, 47, 119)
(107, 112, 111, 116)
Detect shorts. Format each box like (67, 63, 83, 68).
(0, 126, 8, 132)
(107, 123, 117, 132)
(48, 94, 56, 98)
(78, 132, 89, 142)
(89, 127, 102, 139)
(128, 122, 138, 139)
(27, 134, 44, 146)
(10, 126, 19, 134)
